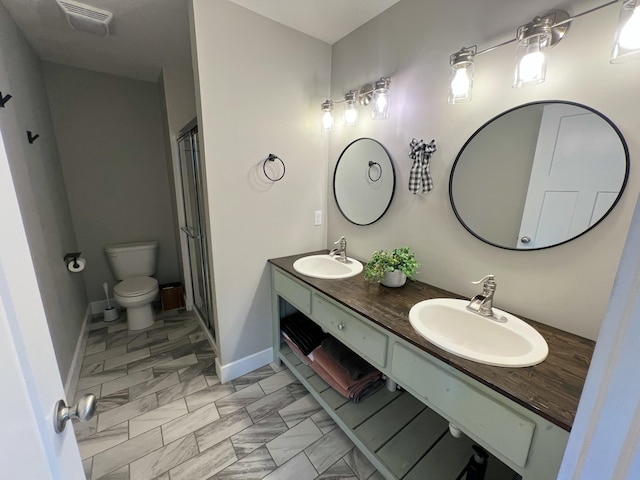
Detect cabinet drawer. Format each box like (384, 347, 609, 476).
(312, 294, 387, 368)
(391, 342, 535, 467)
(274, 270, 311, 315)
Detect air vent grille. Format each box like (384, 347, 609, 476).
(56, 0, 113, 36)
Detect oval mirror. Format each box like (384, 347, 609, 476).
(450, 101, 629, 250)
(334, 138, 396, 226)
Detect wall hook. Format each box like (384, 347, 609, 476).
(0, 92, 12, 108)
(263, 153, 286, 182)
(27, 131, 40, 144)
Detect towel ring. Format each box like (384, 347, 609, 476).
(263, 153, 285, 182)
(368, 161, 382, 182)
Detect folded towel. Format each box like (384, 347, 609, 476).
(321, 337, 376, 380)
(310, 356, 383, 404)
(313, 345, 381, 392)
(282, 334, 310, 365)
(281, 312, 328, 355)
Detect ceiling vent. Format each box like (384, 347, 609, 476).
(56, 0, 113, 36)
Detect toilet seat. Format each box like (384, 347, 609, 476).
(114, 276, 158, 297)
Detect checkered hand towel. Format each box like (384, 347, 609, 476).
(408, 139, 436, 194)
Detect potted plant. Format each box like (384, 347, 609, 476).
(364, 247, 419, 287)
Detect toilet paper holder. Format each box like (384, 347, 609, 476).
(63, 252, 82, 268)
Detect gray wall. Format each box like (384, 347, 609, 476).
(191, 0, 331, 376)
(42, 63, 180, 303)
(0, 4, 87, 383)
(327, 0, 640, 340)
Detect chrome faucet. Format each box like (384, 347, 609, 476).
(467, 275, 500, 319)
(329, 236, 351, 264)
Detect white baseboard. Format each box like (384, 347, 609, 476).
(64, 305, 91, 400)
(218, 347, 274, 384)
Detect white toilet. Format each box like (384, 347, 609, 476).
(105, 241, 159, 330)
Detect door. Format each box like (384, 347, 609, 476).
(0, 134, 84, 478)
(177, 125, 214, 336)
(517, 104, 626, 249)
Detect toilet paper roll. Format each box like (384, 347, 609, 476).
(67, 257, 86, 273)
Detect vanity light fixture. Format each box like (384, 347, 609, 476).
(448, 1, 627, 103)
(320, 77, 391, 131)
(611, 0, 640, 62)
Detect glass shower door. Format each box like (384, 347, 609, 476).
(178, 126, 214, 336)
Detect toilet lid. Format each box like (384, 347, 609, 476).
(114, 276, 158, 297)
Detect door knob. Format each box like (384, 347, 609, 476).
(520, 236, 531, 244)
(54, 394, 97, 434)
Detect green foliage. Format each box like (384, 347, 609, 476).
(364, 247, 419, 283)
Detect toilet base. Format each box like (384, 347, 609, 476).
(126, 304, 155, 330)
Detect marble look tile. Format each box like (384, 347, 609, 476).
(89, 320, 112, 332)
(82, 457, 93, 479)
(185, 383, 235, 412)
(262, 451, 318, 480)
(258, 368, 297, 395)
(211, 445, 276, 480)
(189, 332, 206, 343)
(266, 418, 323, 466)
(344, 448, 377, 480)
(153, 474, 169, 480)
(126, 352, 173, 374)
(152, 353, 198, 375)
(126, 333, 168, 352)
(148, 336, 191, 356)
(129, 398, 188, 438)
(246, 386, 295, 423)
(305, 426, 354, 474)
(170, 339, 214, 361)
(316, 459, 358, 480)
(83, 345, 127, 366)
(104, 348, 150, 370)
(311, 409, 337, 435)
(101, 369, 155, 397)
(77, 367, 128, 392)
(206, 374, 221, 387)
(162, 401, 220, 444)
(169, 438, 236, 480)
(98, 464, 129, 480)
(106, 330, 146, 350)
(178, 359, 216, 383)
(157, 374, 208, 406)
(85, 341, 107, 355)
(128, 372, 180, 400)
(278, 393, 322, 428)
(231, 366, 274, 391)
(129, 433, 198, 480)
(214, 383, 265, 417)
(73, 415, 97, 441)
(96, 389, 129, 414)
(77, 422, 129, 460)
(91, 428, 162, 480)
(98, 394, 157, 432)
(80, 361, 105, 378)
(269, 361, 285, 373)
(195, 409, 253, 452)
(287, 381, 310, 400)
(107, 322, 129, 333)
(167, 321, 202, 341)
(366, 472, 385, 480)
(88, 327, 108, 338)
(75, 384, 102, 403)
(230, 413, 288, 459)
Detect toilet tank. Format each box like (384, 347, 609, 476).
(105, 241, 159, 280)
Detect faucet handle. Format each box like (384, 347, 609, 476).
(471, 274, 496, 292)
(471, 274, 494, 285)
(334, 236, 346, 246)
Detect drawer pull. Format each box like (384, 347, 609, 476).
(338, 323, 344, 330)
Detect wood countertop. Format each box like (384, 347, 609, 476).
(269, 251, 595, 432)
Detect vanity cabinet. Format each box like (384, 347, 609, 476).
(270, 262, 578, 480)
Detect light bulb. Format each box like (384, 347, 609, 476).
(518, 51, 545, 82)
(322, 110, 333, 131)
(448, 47, 475, 104)
(344, 103, 358, 126)
(451, 68, 470, 96)
(375, 94, 388, 112)
(619, 7, 640, 49)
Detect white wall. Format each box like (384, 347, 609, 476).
(327, 0, 640, 340)
(42, 63, 181, 303)
(0, 4, 87, 383)
(190, 0, 331, 376)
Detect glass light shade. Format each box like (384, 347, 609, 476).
(448, 63, 474, 104)
(513, 32, 550, 88)
(343, 91, 358, 126)
(321, 101, 334, 132)
(611, 0, 640, 63)
(371, 79, 390, 119)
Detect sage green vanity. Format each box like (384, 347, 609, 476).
(269, 252, 594, 480)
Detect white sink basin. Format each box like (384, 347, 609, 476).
(408, 298, 548, 367)
(293, 254, 363, 280)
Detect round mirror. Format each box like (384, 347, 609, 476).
(450, 101, 629, 250)
(334, 138, 396, 226)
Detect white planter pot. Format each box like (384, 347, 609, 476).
(381, 270, 407, 287)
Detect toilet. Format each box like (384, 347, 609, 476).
(105, 241, 159, 330)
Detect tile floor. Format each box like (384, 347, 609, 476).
(74, 309, 383, 480)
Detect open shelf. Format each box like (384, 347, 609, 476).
(279, 343, 517, 480)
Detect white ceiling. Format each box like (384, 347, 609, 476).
(0, 0, 401, 83)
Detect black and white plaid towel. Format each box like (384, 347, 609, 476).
(408, 138, 436, 194)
